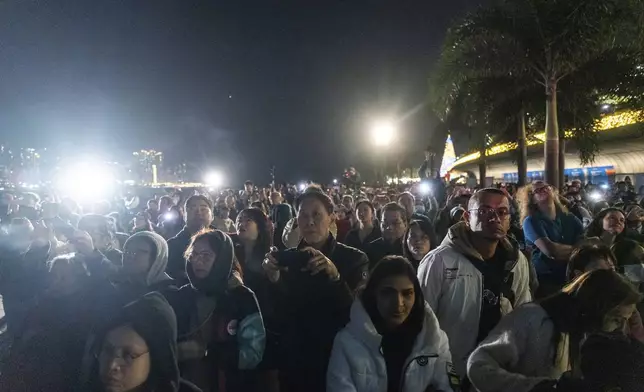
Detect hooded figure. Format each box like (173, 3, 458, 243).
(328, 257, 457, 392)
(84, 292, 201, 392)
(418, 221, 532, 378)
(118, 231, 177, 302)
(166, 229, 265, 392)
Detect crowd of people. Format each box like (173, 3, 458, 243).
(0, 172, 643, 392)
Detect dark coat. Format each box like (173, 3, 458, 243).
(344, 225, 382, 252)
(166, 230, 265, 392)
(81, 293, 203, 392)
(277, 234, 369, 392)
(1, 268, 119, 392)
(365, 237, 404, 269)
(167, 226, 209, 286)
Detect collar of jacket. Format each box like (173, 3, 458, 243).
(296, 232, 336, 257)
(442, 221, 521, 272)
(346, 299, 444, 358)
(178, 224, 217, 238)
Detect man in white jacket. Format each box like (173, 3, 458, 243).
(417, 188, 532, 380)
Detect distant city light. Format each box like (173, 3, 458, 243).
(204, 171, 224, 187)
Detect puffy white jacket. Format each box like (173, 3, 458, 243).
(417, 222, 532, 378)
(467, 303, 557, 392)
(327, 299, 457, 392)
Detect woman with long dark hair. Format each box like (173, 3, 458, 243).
(584, 207, 626, 246)
(467, 269, 641, 392)
(327, 256, 456, 391)
(566, 240, 616, 282)
(232, 207, 280, 391)
(402, 219, 438, 270)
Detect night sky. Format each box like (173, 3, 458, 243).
(0, 0, 482, 184)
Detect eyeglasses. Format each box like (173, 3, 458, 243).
(533, 186, 551, 194)
(469, 207, 511, 220)
(123, 249, 150, 258)
(97, 346, 149, 367)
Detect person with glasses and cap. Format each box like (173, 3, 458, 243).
(417, 188, 532, 383)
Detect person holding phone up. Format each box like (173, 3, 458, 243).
(262, 185, 369, 392)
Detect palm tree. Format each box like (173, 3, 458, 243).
(433, 0, 644, 188)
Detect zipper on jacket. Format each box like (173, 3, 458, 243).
(398, 354, 439, 391)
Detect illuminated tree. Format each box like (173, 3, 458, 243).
(431, 0, 644, 188)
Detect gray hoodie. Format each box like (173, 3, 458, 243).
(125, 231, 171, 286)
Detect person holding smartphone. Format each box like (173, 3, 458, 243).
(262, 185, 369, 392)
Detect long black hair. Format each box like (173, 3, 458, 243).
(235, 207, 272, 264)
(585, 207, 626, 239)
(402, 219, 439, 264)
(539, 269, 642, 367)
(361, 256, 425, 334)
(566, 240, 617, 282)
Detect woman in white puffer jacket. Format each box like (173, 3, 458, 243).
(327, 256, 458, 392)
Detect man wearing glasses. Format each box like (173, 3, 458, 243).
(417, 188, 532, 383)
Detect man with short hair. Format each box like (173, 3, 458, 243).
(417, 188, 532, 380)
(397, 191, 432, 225)
(166, 195, 214, 284)
(365, 202, 408, 268)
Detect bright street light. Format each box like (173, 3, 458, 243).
(204, 171, 224, 187)
(55, 162, 116, 201)
(371, 120, 397, 146)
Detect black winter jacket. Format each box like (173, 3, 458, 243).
(277, 234, 369, 392)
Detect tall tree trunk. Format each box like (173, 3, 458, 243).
(517, 109, 528, 186)
(559, 138, 566, 188)
(545, 78, 560, 189)
(478, 138, 487, 187)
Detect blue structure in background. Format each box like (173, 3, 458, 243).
(503, 166, 615, 185)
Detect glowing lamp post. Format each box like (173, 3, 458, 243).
(371, 121, 396, 147)
(204, 171, 224, 188)
(370, 120, 397, 182)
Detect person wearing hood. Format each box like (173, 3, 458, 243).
(327, 256, 458, 392)
(417, 188, 532, 381)
(166, 229, 265, 392)
(262, 186, 369, 392)
(117, 231, 177, 302)
(366, 202, 407, 269)
(83, 292, 201, 392)
(166, 195, 215, 286)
